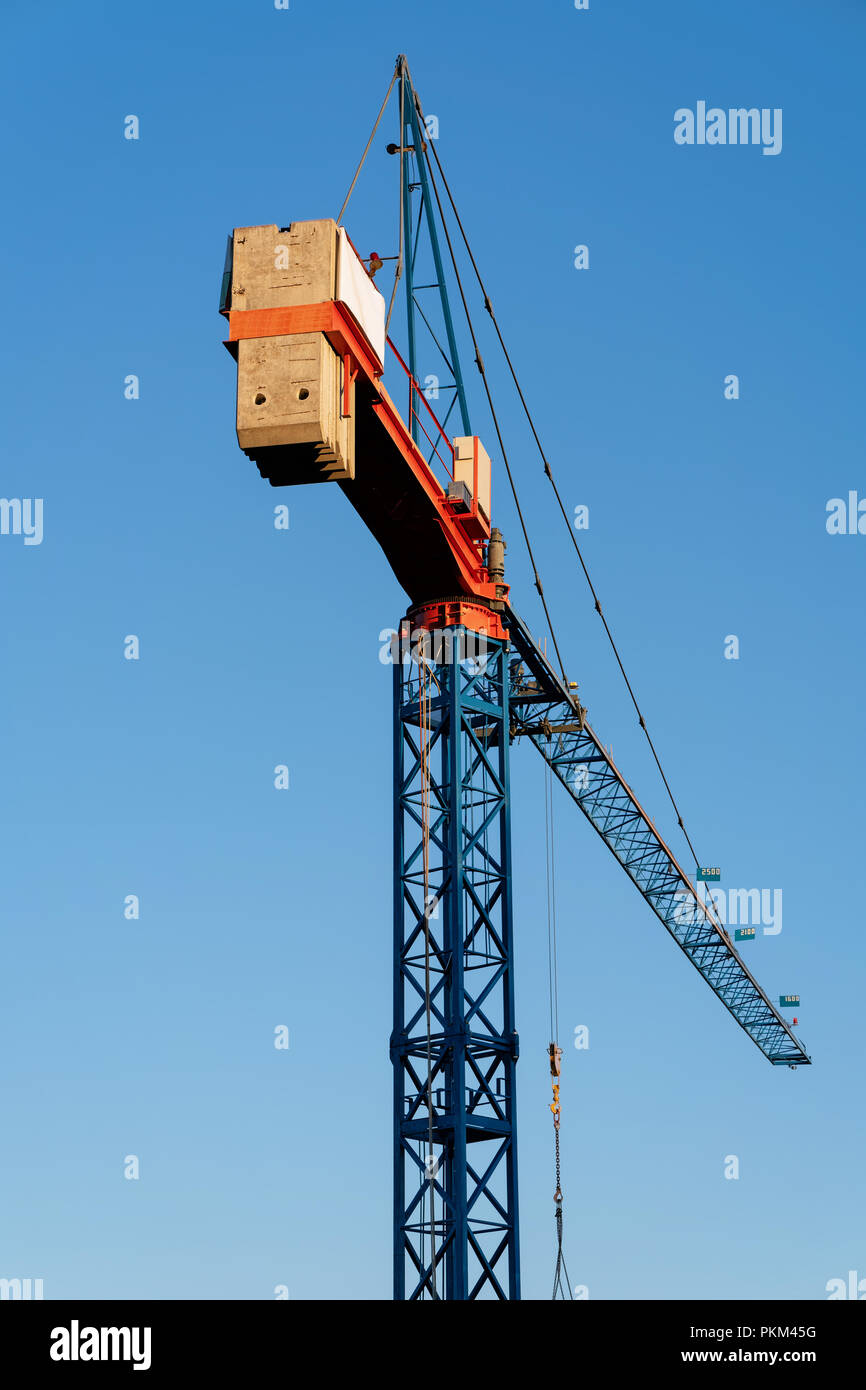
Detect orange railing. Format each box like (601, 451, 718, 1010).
(386, 337, 456, 488)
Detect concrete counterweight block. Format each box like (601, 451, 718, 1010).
(237, 331, 354, 480)
(230, 219, 356, 482)
(232, 220, 337, 312)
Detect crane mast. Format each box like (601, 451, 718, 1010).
(220, 55, 809, 1300)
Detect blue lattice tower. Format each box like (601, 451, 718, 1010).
(391, 618, 520, 1300)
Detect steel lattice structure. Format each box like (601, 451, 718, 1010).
(391, 627, 520, 1299)
(396, 63, 471, 449)
(506, 609, 809, 1068)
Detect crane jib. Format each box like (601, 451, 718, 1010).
(504, 606, 810, 1069)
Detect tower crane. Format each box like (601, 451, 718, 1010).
(220, 55, 809, 1302)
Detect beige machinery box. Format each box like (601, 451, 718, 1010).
(453, 436, 492, 523)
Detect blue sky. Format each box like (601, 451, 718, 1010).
(1, 0, 863, 1300)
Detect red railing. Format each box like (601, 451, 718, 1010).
(386, 337, 455, 488)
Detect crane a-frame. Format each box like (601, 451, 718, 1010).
(221, 56, 810, 1302)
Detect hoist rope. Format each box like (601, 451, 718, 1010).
(544, 761, 573, 1300)
(544, 761, 560, 1045)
